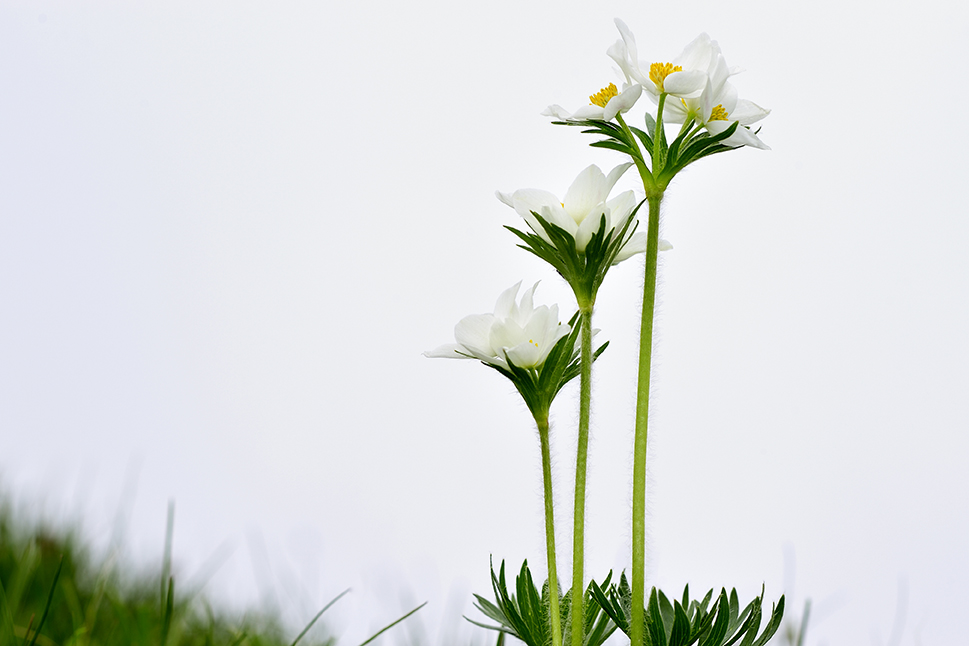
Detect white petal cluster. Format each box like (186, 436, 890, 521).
(611, 19, 770, 149)
(607, 19, 708, 100)
(542, 83, 642, 122)
(496, 163, 671, 263)
(424, 282, 571, 370)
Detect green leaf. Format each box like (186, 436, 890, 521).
(667, 601, 692, 646)
(699, 591, 731, 646)
(647, 588, 667, 646)
(737, 601, 762, 646)
(665, 120, 696, 168)
(590, 140, 635, 155)
(751, 596, 785, 646)
(666, 121, 740, 176)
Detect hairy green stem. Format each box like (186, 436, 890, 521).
(630, 194, 662, 646)
(537, 415, 563, 646)
(653, 94, 667, 171)
(570, 306, 594, 646)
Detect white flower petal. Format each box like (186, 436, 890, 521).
(659, 239, 673, 251)
(614, 231, 647, 263)
(493, 282, 523, 319)
(575, 207, 606, 252)
(605, 190, 637, 228)
(730, 99, 770, 125)
(604, 163, 632, 195)
(607, 40, 636, 86)
(570, 104, 606, 120)
(664, 70, 707, 98)
(673, 33, 718, 74)
(542, 104, 574, 119)
(706, 120, 770, 150)
(604, 83, 642, 121)
(564, 165, 607, 223)
(613, 18, 639, 69)
(509, 188, 560, 239)
(518, 282, 539, 320)
(454, 313, 497, 359)
(662, 96, 693, 124)
(423, 343, 466, 359)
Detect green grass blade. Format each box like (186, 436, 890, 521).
(794, 600, 810, 646)
(290, 588, 351, 646)
(160, 576, 175, 646)
(356, 602, 426, 646)
(0, 577, 17, 646)
(161, 501, 175, 609)
(25, 557, 62, 646)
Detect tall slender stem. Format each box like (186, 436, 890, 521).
(537, 415, 563, 646)
(570, 306, 594, 646)
(630, 195, 662, 646)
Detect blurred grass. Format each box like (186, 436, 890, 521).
(0, 497, 334, 646)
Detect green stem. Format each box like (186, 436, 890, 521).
(615, 113, 655, 195)
(570, 306, 594, 646)
(630, 195, 662, 646)
(653, 93, 667, 172)
(537, 415, 563, 646)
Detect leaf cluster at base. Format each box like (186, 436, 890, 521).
(469, 560, 617, 646)
(589, 572, 784, 646)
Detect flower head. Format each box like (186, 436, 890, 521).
(497, 163, 635, 256)
(607, 19, 707, 100)
(542, 82, 642, 122)
(496, 163, 670, 263)
(656, 32, 771, 149)
(424, 282, 570, 371)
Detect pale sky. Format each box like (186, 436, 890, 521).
(2, 2, 967, 645)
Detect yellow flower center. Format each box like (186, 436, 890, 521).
(649, 62, 682, 93)
(589, 83, 619, 107)
(708, 104, 729, 121)
(528, 339, 538, 348)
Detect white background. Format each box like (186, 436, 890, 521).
(2, 2, 967, 645)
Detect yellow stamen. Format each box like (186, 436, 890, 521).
(708, 104, 729, 121)
(589, 83, 619, 107)
(649, 62, 683, 93)
(529, 339, 538, 348)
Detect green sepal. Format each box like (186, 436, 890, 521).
(549, 118, 649, 170)
(552, 113, 761, 191)
(506, 199, 643, 307)
(664, 119, 697, 171)
(589, 140, 637, 156)
(628, 126, 654, 157)
(659, 121, 741, 182)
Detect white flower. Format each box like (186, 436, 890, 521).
(542, 82, 642, 122)
(657, 33, 771, 150)
(424, 282, 571, 370)
(496, 163, 671, 262)
(607, 19, 708, 100)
